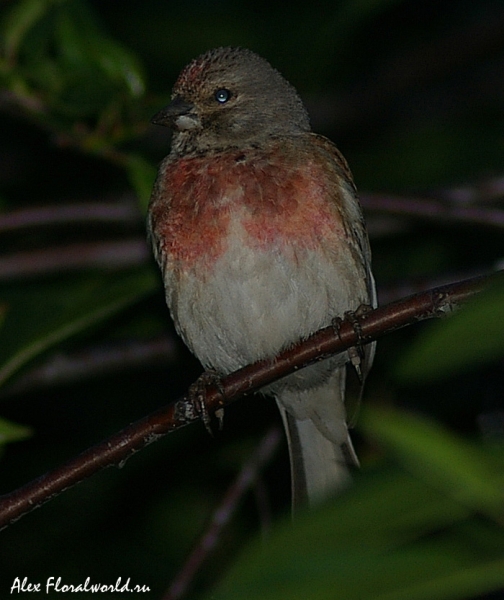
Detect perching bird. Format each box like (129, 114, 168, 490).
(148, 47, 376, 509)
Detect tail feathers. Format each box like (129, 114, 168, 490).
(278, 404, 356, 509)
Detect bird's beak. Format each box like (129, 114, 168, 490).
(151, 95, 197, 130)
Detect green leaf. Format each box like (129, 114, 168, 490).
(1, 0, 49, 62)
(48, 1, 145, 115)
(396, 278, 504, 382)
(90, 36, 145, 98)
(0, 416, 32, 447)
(360, 406, 504, 518)
(209, 407, 504, 600)
(0, 268, 158, 390)
(54, 0, 144, 95)
(3, 0, 145, 118)
(210, 469, 504, 600)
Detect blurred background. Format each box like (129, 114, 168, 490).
(1, 0, 504, 598)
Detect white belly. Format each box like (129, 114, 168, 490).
(165, 218, 366, 378)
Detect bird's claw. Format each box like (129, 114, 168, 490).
(188, 370, 226, 435)
(333, 304, 373, 383)
(347, 346, 363, 382)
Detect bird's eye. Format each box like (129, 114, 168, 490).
(214, 89, 231, 104)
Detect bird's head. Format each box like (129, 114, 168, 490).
(152, 47, 311, 154)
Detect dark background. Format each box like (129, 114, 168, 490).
(1, 0, 503, 598)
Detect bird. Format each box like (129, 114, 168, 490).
(147, 47, 376, 509)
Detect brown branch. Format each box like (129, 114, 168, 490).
(0, 272, 499, 531)
(2, 336, 177, 397)
(1, 266, 495, 397)
(1, 265, 491, 396)
(0, 239, 150, 280)
(0, 198, 139, 233)
(439, 176, 504, 205)
(360, 193, 504, 229)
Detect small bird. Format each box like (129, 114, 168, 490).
(148, 47, 376, 509)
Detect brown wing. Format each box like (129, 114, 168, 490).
(307, 133, 376, 423)
(309, 133, 375, 306)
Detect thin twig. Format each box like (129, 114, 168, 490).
(164, 426, 282, 600)
(0, 199, 139, 233)
(360, 193, 504, 229)
(0, 239, 150, 279)
(438, 177, 504, 205)
(1, 336, 177, 397)
(0, 272, 499, 531)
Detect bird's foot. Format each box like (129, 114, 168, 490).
(333, 304, 373, 382)
(188, 370, 226, 435)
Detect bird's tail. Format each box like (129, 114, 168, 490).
(276, 369, 358, 509)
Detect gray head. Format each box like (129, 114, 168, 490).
(152, 47, 311, 154)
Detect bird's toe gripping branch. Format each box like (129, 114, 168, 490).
(333, 304, 374, 382)
(188, 370, 227, 435)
